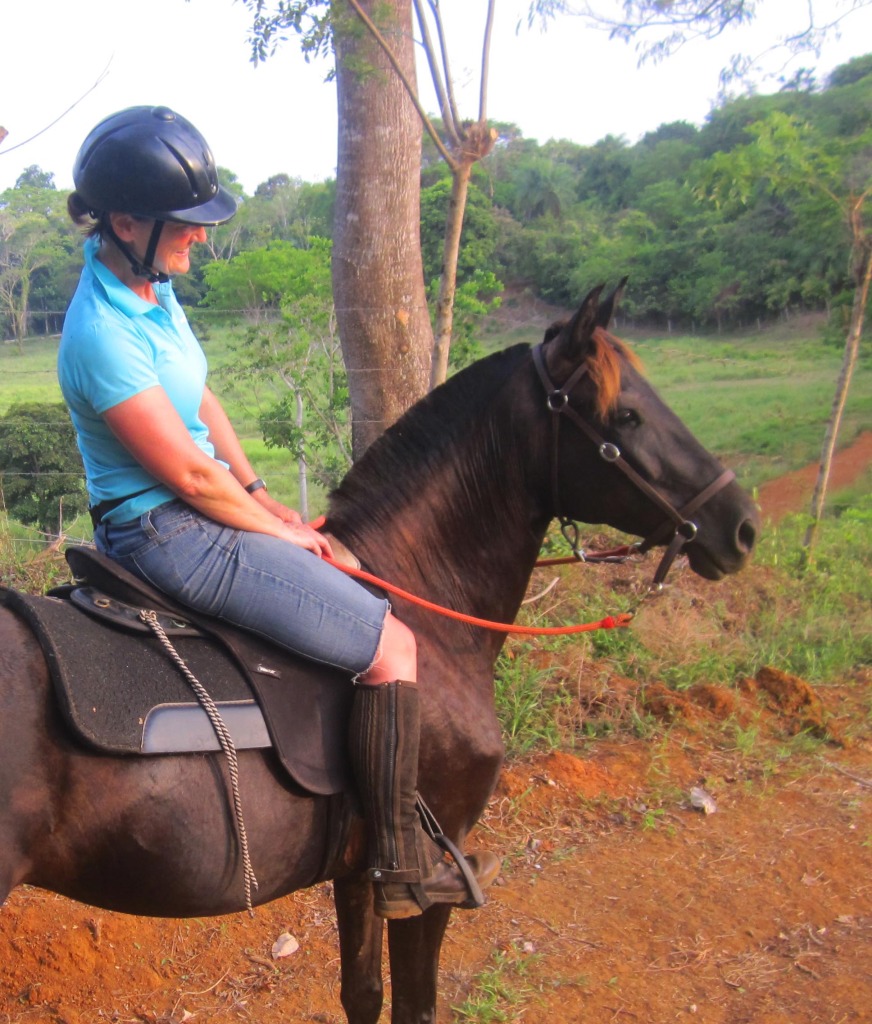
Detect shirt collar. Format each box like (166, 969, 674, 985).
(84, 236, 170, 318)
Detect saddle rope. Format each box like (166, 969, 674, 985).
(139, 609, 258, 914)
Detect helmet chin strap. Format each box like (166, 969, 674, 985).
(100, 216, 169, 284)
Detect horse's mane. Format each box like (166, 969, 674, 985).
(328, 344, 530, 537)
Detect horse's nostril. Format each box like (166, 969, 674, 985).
(737, 518, 757, 554)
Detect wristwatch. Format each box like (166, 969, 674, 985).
(244, 477, 267, 494)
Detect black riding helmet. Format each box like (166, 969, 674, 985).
(73, 105, 237, 280)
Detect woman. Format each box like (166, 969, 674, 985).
(58, 105, 498, 919)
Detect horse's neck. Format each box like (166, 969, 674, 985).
(328, 347, 551, 636)
(350, 511, 546, 665)
(334, 453, 548, 640)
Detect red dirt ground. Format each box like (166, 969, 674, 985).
(1, 436, 870, 1024)
(756, 431, 872, 525)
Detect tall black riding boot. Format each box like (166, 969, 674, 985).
(348, 680, 500, 920)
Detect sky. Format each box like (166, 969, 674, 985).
(2, 1, 872, 196)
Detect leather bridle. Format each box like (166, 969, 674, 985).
(532, 343, 736, 590)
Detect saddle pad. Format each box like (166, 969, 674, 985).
(1, 587, 353, 795)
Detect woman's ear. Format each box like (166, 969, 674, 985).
(107, 212, 141, 243)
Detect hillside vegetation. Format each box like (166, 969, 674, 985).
(3, 54, 872, 346)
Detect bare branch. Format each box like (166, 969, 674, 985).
(345, 0, 457, 167)
(413, 0, 462, 148)
(479, 0, 497, 122)
(561, 0, 872, 96)
(425, 0, 464, 129)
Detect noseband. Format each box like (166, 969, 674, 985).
(532, 343, 735, 590)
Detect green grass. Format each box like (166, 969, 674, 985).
(631, 330, 871, 490)
(748, 491, 872, 680)
(0, 337, 64, 411)
(493, 652, 566, 756)
(452, 947, 538, 1022)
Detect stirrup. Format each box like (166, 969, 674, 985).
(416, 794, 486, 909)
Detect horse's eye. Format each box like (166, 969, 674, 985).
(614, 408, 639, 428)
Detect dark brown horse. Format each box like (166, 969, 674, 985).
(0, 287, 758, 1023)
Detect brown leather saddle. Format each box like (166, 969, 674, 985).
(5, 545, 357, 796)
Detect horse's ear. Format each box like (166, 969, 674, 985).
(542, 320, 564, 344)
(596, 276, 629, 329)
(546, 285, 604, 370)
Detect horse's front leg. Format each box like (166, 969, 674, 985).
(387, 906, 452, 1024)
(335, 872, 386, 1024)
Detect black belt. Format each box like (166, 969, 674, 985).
(89, 486, 159, 528)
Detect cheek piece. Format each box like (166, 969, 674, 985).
(100, 215, 168, 285)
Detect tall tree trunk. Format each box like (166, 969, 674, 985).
(333, 0, 432, 459)
(803, 236, 872, 555)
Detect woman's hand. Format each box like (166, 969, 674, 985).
(251, 490, 333, 558)
(252, 489, 303, 526)
(277, 520, 334, 559)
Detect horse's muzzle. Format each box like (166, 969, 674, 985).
(689, 504, 760, 580)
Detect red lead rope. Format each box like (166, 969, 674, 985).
(323, 556, 631, 635)
(310, 518, 631, 635)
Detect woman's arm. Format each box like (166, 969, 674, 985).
(199, 385, 260, 488)
(198, 386, 306, 526)
(102, 386, 331, 557)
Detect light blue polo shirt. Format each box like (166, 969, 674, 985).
(58, 236, 221, 524)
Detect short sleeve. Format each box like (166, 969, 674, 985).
(63, 312, 160, 416)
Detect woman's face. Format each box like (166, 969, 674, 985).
(144, 220, 207, 277)
(111, 214, 207, 277)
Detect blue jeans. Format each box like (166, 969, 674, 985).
(94, 500, 388, 675)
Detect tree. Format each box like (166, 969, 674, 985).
(510, 156, 578, 223)
(243, 0, 504, 413)
(331, 0, 433, 455)
(201, 238, 329, 320)
(205, 238, 350, 516)
(0, 403, 88, 537)
(15, 166, 56, 190)
(577, 135, 634, 209)
(244, 0, 437, 455)
(697, 111, 872, 554)
(325, 0, 504, 390)
(420, 175, 499, 284)
(827, 53, 872, 89)
(0, 210, 63, 348)
(0, 174, 77, 344)
(241, 0, 872, 449)
(256, 306, 350, 519)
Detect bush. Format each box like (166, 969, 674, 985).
(0, 402, 87, 537)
